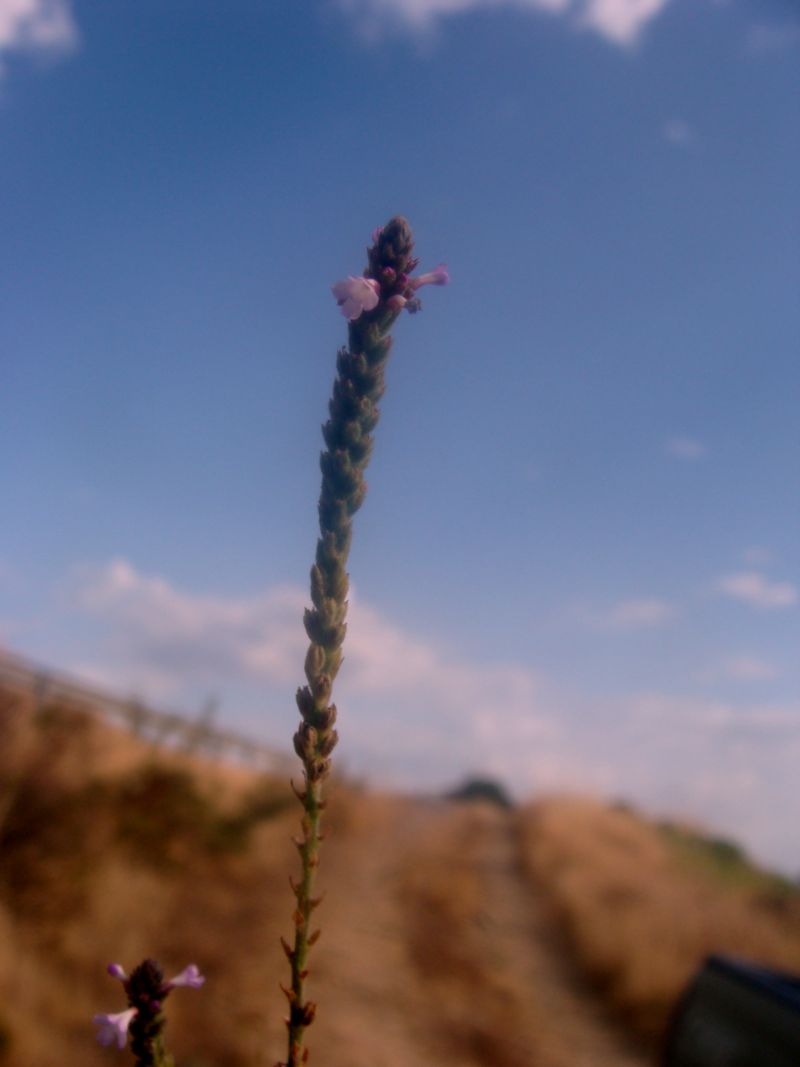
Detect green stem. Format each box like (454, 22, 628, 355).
(281, 219, 417, 1067)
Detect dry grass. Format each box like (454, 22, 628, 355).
(517, 795, 800, 1045)
(2, 684, 797, 1067)
(397, 804, 541, 1067)
(0, 686, 297, 1066)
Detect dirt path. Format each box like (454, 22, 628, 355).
(464, 803, 650, 1067)
(307, 796, 652, 1067)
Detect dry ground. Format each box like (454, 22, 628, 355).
(517, 796, 800, 1043)
(313, 795, 649, 1067)
(1, 691, 798, 1066)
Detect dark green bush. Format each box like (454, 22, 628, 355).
(446, 777, 513, 809)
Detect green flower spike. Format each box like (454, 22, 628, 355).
(279, 217, 447, 1067)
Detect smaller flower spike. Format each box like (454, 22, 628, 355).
(93, 1008, 138, 1049)
(166, 963, 205, 989)
(331, 276, 380, 320)
(94, 958, 205, 1065)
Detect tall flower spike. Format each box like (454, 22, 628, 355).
(283, 217, 446, 1067)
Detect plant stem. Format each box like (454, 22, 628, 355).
(281, 218, 418, 1067)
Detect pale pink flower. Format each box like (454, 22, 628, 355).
(331, 276, 380, 320)
(386, 294, 407, 312)
(93, 1008, 137, 1049)
(166, 963, 205, 989)
(409, 263, 449, 290)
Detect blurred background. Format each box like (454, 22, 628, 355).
(1, 1, 799, 1063)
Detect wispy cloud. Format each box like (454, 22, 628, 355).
(716, 571, 798, 611)
(0, 0, 78, 76)
(567, 593, 674, 631)
(77, 558, 307, 691)
(58, 557, 800, 870)
(702, 655, 779, 684)
(73, 558, 558, 785)
(336, 0, 673, 48)
(608, 691, 800, 869)
(573, 596, 675, 631)
(578, 0, 670, 47)
(742, 546, 772, 567)
(745, 21, 800, 55)
(662, 117, 693, 147)
(665, 435, 706, 460)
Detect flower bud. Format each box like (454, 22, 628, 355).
(311, 674, 332, 706)
(295, 686, 315, 718)
(293, 723, 318, 761)
(304, 642, 325, 683)
(318, 730, 338, 758)
(314, 704, 337, 730)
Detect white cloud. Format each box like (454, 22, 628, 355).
(665, 435, 706, 460)
(703, 655, 779, 683)
(583, 691, 800, 871)
(73, 558, 558, 785)
(0, 0, 77, 73)
(77, 558, 307, 692)
(716, 571, 798, 611)
(336, 0, 672, 47)
(56, 558, 800, 872)
(576, 596, 675, 630)
(578, 0, 670, 46)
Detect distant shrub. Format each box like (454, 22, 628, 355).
(113, 763, 294, 864)
(235, 777, 294, 828)
(114, 764, 224, 865)
(446, 777, 513, 809)
(658, 821, 793, 893)
(0, 703, 109, 920)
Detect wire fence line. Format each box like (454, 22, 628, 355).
(0, 646, 290, 772)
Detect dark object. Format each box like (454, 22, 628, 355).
(446, 777, 513, 809)
(663, 954, 800, 1066)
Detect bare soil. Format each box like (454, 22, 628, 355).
(307, 796, 652, 1067)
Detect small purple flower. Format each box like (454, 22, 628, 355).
(107, 963, 127, 982)
(93, 1008, 137, 1049)
(166, 963, 205, 989)
(331, 276, 381, 320)
(409, 263, 449, 290)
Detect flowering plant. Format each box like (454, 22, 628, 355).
(93, 217, 445, 1067)
(280, 216, 446, 1066)
(94, 959, 204, 1065)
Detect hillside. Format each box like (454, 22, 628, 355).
(1, 686, 798, 1066)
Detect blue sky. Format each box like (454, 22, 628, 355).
(1, 0, 799, 870)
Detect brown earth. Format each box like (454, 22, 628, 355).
(312, 796, 650, 1067)
(2, 693, 798, 1066)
